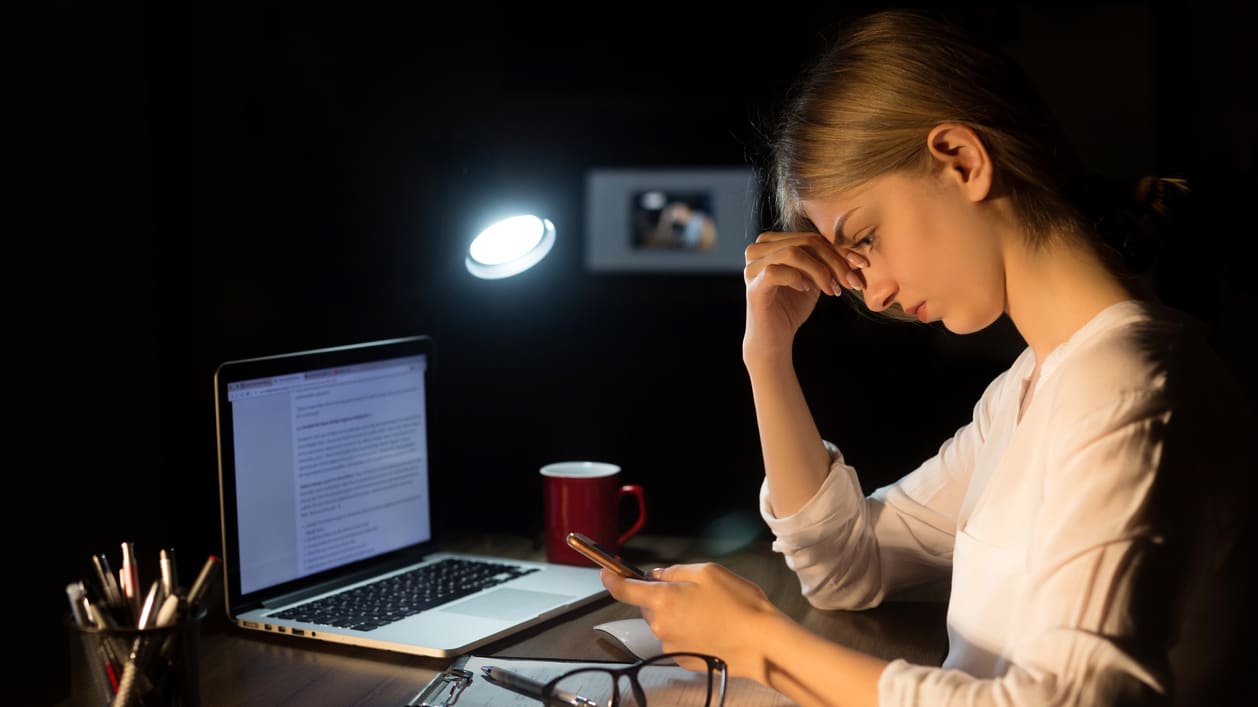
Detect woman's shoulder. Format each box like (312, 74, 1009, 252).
(1046, 300, 1244, 418)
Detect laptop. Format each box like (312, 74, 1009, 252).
(213, 334, 608, 658)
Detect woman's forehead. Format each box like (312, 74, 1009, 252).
(799, 182, 877, 239)
(800, 176, 884, 212)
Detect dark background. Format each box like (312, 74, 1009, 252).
(18, 2, 1256, 704)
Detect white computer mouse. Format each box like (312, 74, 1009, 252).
(592, 618, 667, 661)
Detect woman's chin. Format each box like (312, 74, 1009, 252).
(943, 311, 1003, 335)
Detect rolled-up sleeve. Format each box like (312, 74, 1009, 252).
(759, 368, 1010, 609)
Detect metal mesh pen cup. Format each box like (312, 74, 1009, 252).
(67, 606, 205, 707)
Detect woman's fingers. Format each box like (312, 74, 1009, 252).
(745, 231, 863, 293)
(602, 565, 708, 612)
(745, 244, 838, 296)
(650, 563, 708, 582)
(845, 250, 870, 270)
(751, 262, 823, 294)
(843, 251, 869, 290)
(601, 568, 659, 606)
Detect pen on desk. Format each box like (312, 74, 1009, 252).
(481, 665, 598, 707)
(480, 666, 544, 698)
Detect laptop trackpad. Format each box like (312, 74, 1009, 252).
(441, 588, 571, 620)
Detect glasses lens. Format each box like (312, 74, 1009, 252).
(635, 654, 724, 706)
(549, 668, 616, 706)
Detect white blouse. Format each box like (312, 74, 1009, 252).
(760, 300, 1256, 706)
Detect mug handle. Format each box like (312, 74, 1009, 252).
(617, 484, 647, 547)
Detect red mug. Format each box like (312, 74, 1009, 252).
(541, 461, 647, 566)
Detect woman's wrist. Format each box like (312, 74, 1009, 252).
(738, 605, 800, 686)
(742, 325, 795, 364)
(742, 344, 795, 380)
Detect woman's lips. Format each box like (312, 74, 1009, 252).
(912, 302, 928, 322)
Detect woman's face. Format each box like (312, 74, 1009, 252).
(802, 170, 1007, 334)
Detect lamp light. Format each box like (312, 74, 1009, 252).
(465, 214, 556, 279)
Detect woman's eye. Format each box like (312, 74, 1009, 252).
(855, 231, 876, 248)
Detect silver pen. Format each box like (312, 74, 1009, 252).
(91, 552, 126, 618)
(120, 541, 142, 624)
(159, 547, 179, 598)
(481, 665, 598, 707)
(136, 580, 162, 628)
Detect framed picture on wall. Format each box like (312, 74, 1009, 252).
(584, 167, 761, 273)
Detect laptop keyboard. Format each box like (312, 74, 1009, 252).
(272, 557, 540, 631)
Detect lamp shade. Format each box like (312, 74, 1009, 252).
(465, 214, 555, 279)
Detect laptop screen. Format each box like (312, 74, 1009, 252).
(216, 337, 433, 596)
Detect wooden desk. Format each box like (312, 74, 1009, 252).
(78, 534, 948, 706)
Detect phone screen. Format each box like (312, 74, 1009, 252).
(566, 532, 650, 579)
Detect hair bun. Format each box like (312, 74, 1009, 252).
(1135, 176, 1190, 217)
(1090, 175, 1190, 275)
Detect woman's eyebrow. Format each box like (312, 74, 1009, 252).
(832, 207, 861, 246)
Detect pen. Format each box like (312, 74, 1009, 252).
(65, 581, 91, 627)
(159, 548, 179, 598)
(82, 596, 127, 688)
(481, 666, 598, 707)
(76, 585, 126, 695)
(151, 554, 220, 666)
(150, 596, 187, 671)
(186, 554, 221, 608)
(91, 552, 126, 618)
(120, 541, 141, 624)
(137, 580, 162, 629)
(67, 582, 117, 703)
(117, 587, 168, 707)
(82, 594, 117, 630)
(153, 592, 183, 628)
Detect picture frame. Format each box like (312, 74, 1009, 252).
(584, 167, 761, 273)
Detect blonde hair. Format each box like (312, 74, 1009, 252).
(768, 10, 1184, 319)
(772, 10, 1084, 244)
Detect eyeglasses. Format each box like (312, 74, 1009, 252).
(484, 652, 728, 707)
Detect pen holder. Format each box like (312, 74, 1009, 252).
(67, 606, 205, 707)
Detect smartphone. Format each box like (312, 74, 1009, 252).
(565, 532, 651, 580)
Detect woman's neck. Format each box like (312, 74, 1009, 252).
(1003, 234, 1137, 363)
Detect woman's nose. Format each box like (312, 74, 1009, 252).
(861, 269, 898, 312)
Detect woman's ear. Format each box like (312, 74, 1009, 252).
(926, 123, 992, 202)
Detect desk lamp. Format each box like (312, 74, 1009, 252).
(465, 214, 555, 279)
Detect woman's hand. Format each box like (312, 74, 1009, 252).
(600, 563, 788, 684)
(743, 231, 866, 363)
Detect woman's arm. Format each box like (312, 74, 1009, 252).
(741, 230, 857, 516)
(746, 354, 834, 517)
(763, 363, 1020, 609)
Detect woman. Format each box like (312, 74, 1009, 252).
(603, 9, 1255, 707)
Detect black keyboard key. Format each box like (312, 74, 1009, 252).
(271, 558, 538, 630)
